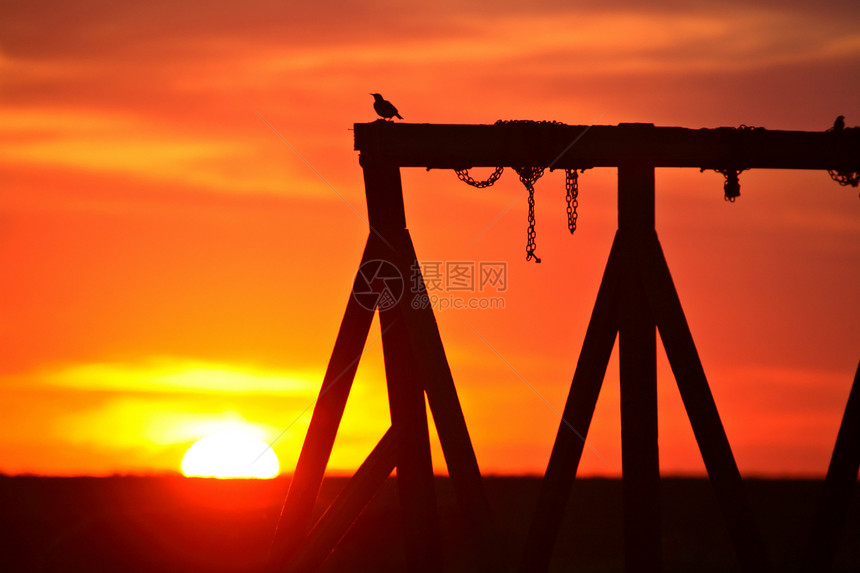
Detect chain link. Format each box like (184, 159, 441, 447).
(565, 169, 579, 234)
(513, 166, 545, 263)
(455, 167, 504, 188)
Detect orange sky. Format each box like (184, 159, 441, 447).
(1, 1, 858, 478)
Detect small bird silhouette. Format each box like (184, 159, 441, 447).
(371, 93, 403, 121)
(832, 115, 845, 131)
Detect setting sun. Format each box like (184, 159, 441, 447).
(181, 429, 280, 479)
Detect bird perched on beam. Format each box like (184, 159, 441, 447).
(371, 93, 403, 121)
(831, 115, 845, 131)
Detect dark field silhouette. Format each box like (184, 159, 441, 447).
(1, 475, 858, 572)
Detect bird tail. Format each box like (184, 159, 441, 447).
(396, 113, 403, 120)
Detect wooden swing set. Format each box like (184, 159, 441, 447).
(269, 120, 859, 573)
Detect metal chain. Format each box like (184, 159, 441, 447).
(513, 166, 545, 263)
(828, 169, 860, 189)
(565, 169, 579, 233)
(455, 167, 504, 188)
(721, 169, 742, 202)
(495, 119, 567, 128)
(704, 167, 747, 202)
(451, 119, 589, 262)
(825, 117, 859, 195)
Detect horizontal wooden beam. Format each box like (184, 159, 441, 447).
(354, 121, 860, 171)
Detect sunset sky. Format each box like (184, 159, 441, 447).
(1, 0, 858, 478)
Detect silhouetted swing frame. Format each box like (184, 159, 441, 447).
(270, 121, 860, 573)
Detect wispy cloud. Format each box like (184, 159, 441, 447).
(41, 358, 320, 395)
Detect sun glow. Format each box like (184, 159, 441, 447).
(181, 427, 280, 479)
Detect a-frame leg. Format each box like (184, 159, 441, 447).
(285, 428, 401, 573)
(379, 272, 444, 572)
(519, 237, 622, 573)
(286, 226, 505, 573)
(522, 164, 768, 572)
(270, 234, 382, 568)
(274, 156, 504, 572)
(802, 360, 860, 573)
(394, 229, 509, 571)
(286, 427, 401, 573)
(639, 231, 770, 573)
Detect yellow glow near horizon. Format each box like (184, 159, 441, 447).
(44, 359, 319, 395)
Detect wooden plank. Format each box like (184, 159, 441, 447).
(395, 228, 508, 572)
(353, 156, 444, 571)
(519, 236, 622, 573)
(640, 232, 770, 573)
(361, 152, 407, 233)
(617, 164, 662, 572)
(379, 273, 444, 572)
(354, 122, 860, 171)
(802, 361, 860, 573)
(269, 234, 380, 568)
(618, 269, 662, 573)
(285, 428, 401, 573)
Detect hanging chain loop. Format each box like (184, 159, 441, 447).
(455, 167, 504, 188)
(450, 119, 590, 261)
(513, 166, 546, 263)
(825, 116, 859, 194)
(565, 169, 579, 233)
(828, 169, 859, 189)
(703, 167, 747, 202)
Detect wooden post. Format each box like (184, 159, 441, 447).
(364, 156, 444, 572)
(617, 164, 662, 572)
